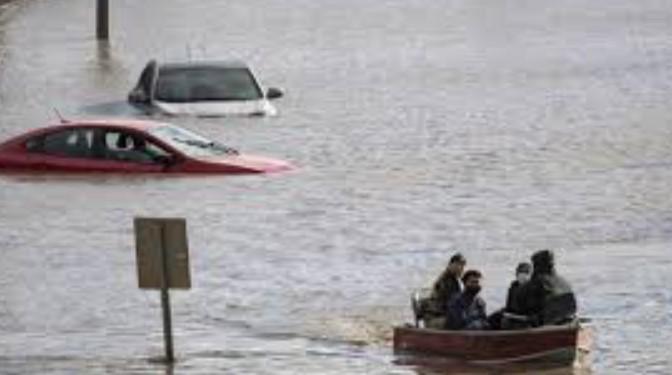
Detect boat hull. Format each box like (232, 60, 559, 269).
(393, 323, 592, 365)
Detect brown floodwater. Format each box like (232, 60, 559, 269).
(1, 0, 672, 373)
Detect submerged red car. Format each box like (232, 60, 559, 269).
(0, 119, 293, 174)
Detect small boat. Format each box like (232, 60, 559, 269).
(393, 321, 592, 366)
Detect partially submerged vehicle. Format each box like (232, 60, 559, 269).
(0, 119, 292, 174)
(128, 60, 283, 117)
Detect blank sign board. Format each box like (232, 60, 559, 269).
(134, 217, 191, 289)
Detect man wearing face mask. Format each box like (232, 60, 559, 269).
(505, 262, 532, 314)
(487, 262, 533, 330)
(445, 270, 488, 330)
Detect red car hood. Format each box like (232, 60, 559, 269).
(197, 153, 294, 173)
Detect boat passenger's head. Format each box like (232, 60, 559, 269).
(461, 269, 482, 296)
(448, 252, 467, 277)
(515, 262, 532, 284)
(531, 249, 555, 275)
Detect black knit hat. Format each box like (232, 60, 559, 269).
(531, 249, 555, 271)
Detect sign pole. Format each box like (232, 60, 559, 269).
(96, 0, 109, 40)
(135, 217, 190, 364)
(158, 225, 175, 363)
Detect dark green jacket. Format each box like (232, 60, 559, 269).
(518, 272, 576, 325)
(429, 270, 462, 315)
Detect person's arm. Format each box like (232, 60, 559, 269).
(521, 280, 544, 325)
(506, 282, 524, 313)
(475, 298, 488, 321)
(445, 295, 465, 330)
(430, 270, 449, 305)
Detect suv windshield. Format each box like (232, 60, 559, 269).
(149, 125, 239, 157)
(154, 66, 263, 103)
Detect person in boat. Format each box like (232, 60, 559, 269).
(487, 261, 532, 329)
(517, 249, 577, 327)
(419, 253, 467, 329)
(505, 262, 532, 313)
(445, 269, 488, 330)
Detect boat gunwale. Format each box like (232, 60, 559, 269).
(394, 322, 584, 338)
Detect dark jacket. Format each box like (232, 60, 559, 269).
(445, 292, 488, 330)
(428, 270, 462, 315)
(518, 255, 577, 326)
(505, 280, 524, 314)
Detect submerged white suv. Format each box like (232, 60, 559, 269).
(128, 60, 283, 117)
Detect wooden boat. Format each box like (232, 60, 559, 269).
(393, 322, 592, 365)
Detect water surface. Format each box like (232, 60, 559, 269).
(1, 0, 672, 373)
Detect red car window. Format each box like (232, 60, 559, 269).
(103, 130, 170, 164)
(28, 128, 94, 158)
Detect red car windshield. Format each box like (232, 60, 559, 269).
(148, 125, 238, 157)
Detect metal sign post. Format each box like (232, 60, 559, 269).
(96, 0, 109, 40)
(158, 223, 174, 363)
(134, 217, 191, 363)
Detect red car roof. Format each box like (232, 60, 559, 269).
(0, 118, 167, 149)
(51, 118, 166, 131)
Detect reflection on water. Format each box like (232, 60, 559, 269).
(1, 0, 672, 374)
(79, 100, 148, 117)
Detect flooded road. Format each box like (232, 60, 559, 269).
(1, 0, 672, 373)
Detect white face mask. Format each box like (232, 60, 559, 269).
(517, 273, 531, 284)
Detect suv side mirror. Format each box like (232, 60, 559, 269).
(265, 87, 283, 100)
(128, 88, 149, 104)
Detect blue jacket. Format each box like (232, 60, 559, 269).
(446, 292, 488, 330)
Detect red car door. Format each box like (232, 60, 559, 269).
(36, 154, 167, 173)
(26, 127, 169, 173)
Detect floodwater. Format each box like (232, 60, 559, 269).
(1, 0, 672, 374)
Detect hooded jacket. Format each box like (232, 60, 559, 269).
(517, 250, 577, 325)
